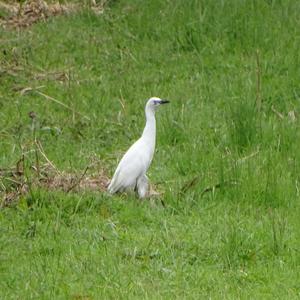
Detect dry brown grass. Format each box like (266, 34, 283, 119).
(0, 148, 110, 207)
(0, 0, 107, 29)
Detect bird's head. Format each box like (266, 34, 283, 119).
(146, 97, 170, 112)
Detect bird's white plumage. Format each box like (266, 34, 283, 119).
(108, 97, 168, 198)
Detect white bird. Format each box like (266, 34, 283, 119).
(108, 97, 169, 198)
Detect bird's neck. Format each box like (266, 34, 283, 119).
(142, 108, 156, 145)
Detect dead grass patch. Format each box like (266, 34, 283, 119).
(0, 0, 107, 29)
(0, 146, 110, 207)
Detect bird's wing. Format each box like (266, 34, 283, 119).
(108, 139, 150, 193)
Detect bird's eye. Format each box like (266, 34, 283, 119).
(153, 100, 159, 105)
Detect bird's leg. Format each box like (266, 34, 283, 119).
(134, 178, 138, 193)
(136, 175, 149, 199)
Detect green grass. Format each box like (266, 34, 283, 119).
(1, 0, 300, 298)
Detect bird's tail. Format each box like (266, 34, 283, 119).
(107, 175, 122, 194)
(107, 180, 115, 193)
(108, 182, 124, 194)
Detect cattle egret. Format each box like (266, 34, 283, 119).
(108, 97, 169, 198)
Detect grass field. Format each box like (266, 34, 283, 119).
(1, 0, 300, 298)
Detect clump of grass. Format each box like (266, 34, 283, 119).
(226, 96, 261, 153)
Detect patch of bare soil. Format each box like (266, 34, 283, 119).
(0, 0, 106, 29)
(0, 143, 110, 207)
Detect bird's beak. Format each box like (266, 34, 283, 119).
(160, 99, 170, 104)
